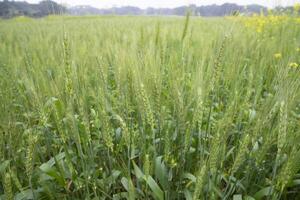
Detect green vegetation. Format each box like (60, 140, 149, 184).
(0, 15, 299, 199)
(0, 0, 65, 18)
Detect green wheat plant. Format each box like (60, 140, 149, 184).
(0, 13, 299, 200)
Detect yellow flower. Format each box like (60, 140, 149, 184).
(274, 53, 282, 59)
(289, 62, 299, 69)
(256, 28, 262, 33)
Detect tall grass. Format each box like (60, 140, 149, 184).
(0, 15, 299, 199)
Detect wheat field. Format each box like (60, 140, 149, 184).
(0, 14, 300, 199)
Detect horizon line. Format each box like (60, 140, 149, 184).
(10, 0, 300, 9)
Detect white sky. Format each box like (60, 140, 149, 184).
(16, 0, 300, 8)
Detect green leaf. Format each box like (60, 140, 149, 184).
(184, 189, 192, 200)
(113, 192, 128, 200)
(290, 179, 300, 187)
(183, 173, 196, 183)
(54, 99, 65, 119)
(15, 188, 43, 200)
(39, 152, 66, 187)
(45, 97, 58, 108)
(111, 170, 121, 180)
(244, 195, 256, 200)
(39, 152, 65, 170)
(225, 147, 235, 159)
(40, 166, 65, 187)
(133, 162, 144, 179)
(133, 161, 164, 200)
(155, 156, 168, 189)
(121, 177, 129, 191)
(144, 176, 164, 200)
(212, 184, 223, 198)
(0, 160, 10, 174)
(15, 189, 34, 200)
(254, 186, 274, 200)
(233, 194, 242, 200)
(107, 170, 121, 185)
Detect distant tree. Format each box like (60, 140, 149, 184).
(0, 1, 272, 18)
(0, 0, 66, 18)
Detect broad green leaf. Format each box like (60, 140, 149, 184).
(133, 162, 143, 179)
(120, 178, 136, 200)
(39, 152, 66, 187)
(15, 189, 34, 200)
(254, 186, 274, 200)
(40, 166, 65, 187)
(133, 161, 164, 200)
(39, 152, 65, 171)
(155, 156, 168, 189)
(144, 176, 164, 200)
(15, 188, 43, 200)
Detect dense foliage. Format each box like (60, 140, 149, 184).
(0, 14, 299, 199)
